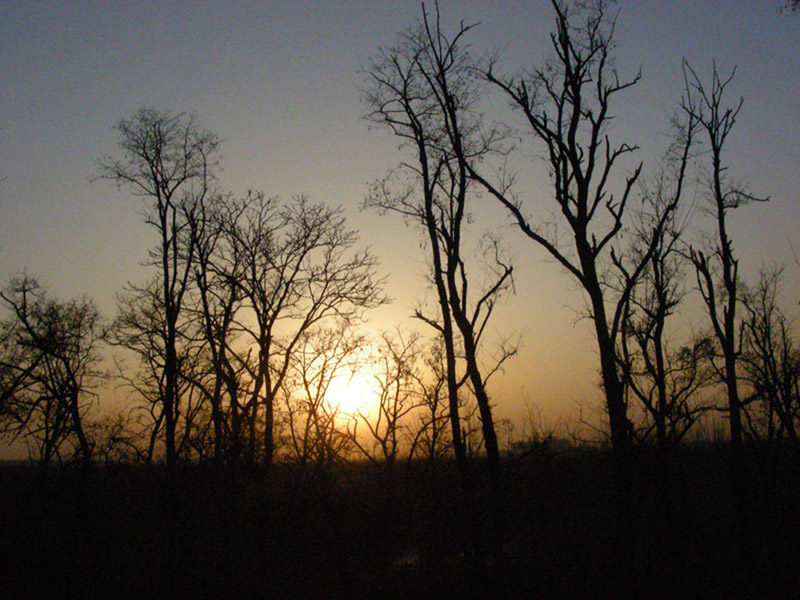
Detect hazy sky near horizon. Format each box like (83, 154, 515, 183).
(1, 1, 798, 429)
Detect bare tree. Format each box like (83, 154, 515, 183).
(364, 4, 515, 574)
(613, 143, 721, 579)
(740, 267, 799, 454)
(364, 15, 469, 482)
(0, 275, 102, 468)
(282, 323, 364, 470)
(617, 121, 711, 450)
(349, 328, 422, 465)
(221, 193, 385, 466)
(406, 336, 452, 463)
(471, 2, 686, 587)
(108, 276, 212, 464)
(183, 194, 245, 466)
(682, 61, 768, 562)
(96, 107, 219, 473)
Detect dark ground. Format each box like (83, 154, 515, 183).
(1, 444, 798, 599)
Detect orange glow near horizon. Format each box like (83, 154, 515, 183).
(325, 370, 377, 417)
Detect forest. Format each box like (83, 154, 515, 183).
(1, 1, 799, 598)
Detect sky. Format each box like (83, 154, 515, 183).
(1, 1, 798, 436)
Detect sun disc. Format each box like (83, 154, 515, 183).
(326, 371, 374, 415)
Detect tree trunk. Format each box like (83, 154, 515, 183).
(588, 272, 636, 596)
(69, 387, 93, 468)
(264, 395, 275, 467)
(725, 350, 751, 566)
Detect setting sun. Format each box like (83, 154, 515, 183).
(325, 371, 376, 416)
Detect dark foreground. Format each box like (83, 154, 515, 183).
(1, 445, 798, 599)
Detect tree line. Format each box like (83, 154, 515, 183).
(1, 1, 798, 594)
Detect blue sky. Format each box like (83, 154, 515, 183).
(1, 1, 798, 428)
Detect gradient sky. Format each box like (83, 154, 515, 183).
(1, 1, 798, 432)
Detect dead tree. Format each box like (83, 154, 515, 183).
(221, 194, 385, 466)
(364, 3, 515, 574)
(349, 328, 423, 465)
(0, 275, 102, 468)
(96, 107, 219, 473)
(740, 267, 799, 455)
(474, 1, 640, 587)
(682, 60, 768, 564)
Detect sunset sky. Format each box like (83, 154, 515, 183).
(1, 1, 798, 433)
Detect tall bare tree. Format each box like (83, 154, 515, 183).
(682, 61, 768, 562)
(618, 123, 710, 450)
(471, 1, 694, 589)
(477, 0, 638, 474)
(364, 4, 515, 574)
(184, 194, 244, 466)
(614, 136, 717, 579)
(97, 108, 219, 472)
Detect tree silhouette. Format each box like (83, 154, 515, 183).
(615, 140, 716, 580)
(364, 3, 515, 576)
(471, 1, 667, 589)
(282, 322, 365, 470)
(349, 328, 422, 465)
(740, 267, 799, 455)
(217, 193, 386, 466)
(406, 336, 453, 463)
(683, 61, 769, 565)
(0, 275, 102, 468)
(180, 194, 240, 465)
(617, 116, 710, 450)
(97, 108, 219, 473)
